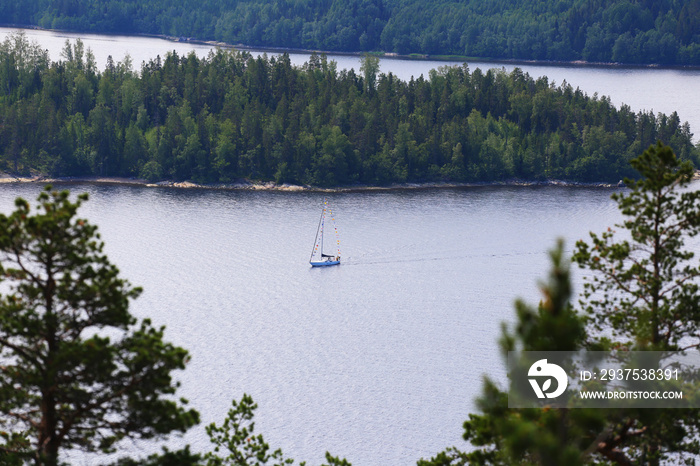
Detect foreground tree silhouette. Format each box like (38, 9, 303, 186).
(572, 142, 700, 463)
(203, 394, 351, 466)
(422, 143, 700, 465)
(0, 187, 199, 465)
(418, 241, 604, 465)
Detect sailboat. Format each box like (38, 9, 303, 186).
(310, 199, 341, 267)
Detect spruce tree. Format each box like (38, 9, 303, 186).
(424, 143, 700, 465)
(419, 241, 603, 465)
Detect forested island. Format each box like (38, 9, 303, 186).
(2, 0, 700, 65)
(0, 34, 698, 187)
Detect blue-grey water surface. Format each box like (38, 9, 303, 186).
(0, 183, 626, 464)
(1, 24, 700, 465)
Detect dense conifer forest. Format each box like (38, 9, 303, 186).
(2, 0, 700, 65)
(0, 34, 697, 186)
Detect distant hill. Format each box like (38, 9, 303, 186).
(1, 0, 700, 65)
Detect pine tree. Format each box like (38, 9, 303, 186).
(572, 142, 700, 464)
(424, 143, 700, 465)
(0, 187, 199, 465)
(419, 240, 604, 465)
(574, 141, 700, 352)
(204, 394, 351, 466)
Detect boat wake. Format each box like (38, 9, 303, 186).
(341, 249, 549, 266)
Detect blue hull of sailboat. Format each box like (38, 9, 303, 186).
(310, 260, 340, 267)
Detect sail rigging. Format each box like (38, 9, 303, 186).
(310, 199, 341, 267)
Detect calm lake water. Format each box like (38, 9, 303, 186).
(1, 26, 700, 140)
(1, 26, 699, 464)
(0, 183, 626, 464)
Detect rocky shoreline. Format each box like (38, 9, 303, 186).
(0, 173, 625, 191)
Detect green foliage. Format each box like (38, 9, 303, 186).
(571, 142, 700, 464)
(431, 144, 700, 465)
(0, 431, 31, 465)
(359, 53, 380, 93)
(204, 394, 350, 466)
(3, 0, 700, 64)
(0, 186, 199, 465)
(421, 240, 604, 465)
(204, 394, 296, 466)
(110, 446, 203, 466)
(416, 447, 468, 466)
(574, 142, 700, 351)
(1, 34, 697, 186)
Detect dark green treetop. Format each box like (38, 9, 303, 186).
(359, 53, 380, 93)
(419, 241, 604, 465)
(571, 144, 700, 463)
(422, 143, 700, 465)
(0, 186, 199, 465)
(203, 394, 351, 466)
(574, 141, 700, 352)
(204, 394, 297, 466)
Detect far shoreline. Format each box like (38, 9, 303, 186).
(0, 174, 624, 192)
(2, 23, 700, 72)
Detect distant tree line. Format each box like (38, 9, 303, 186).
(0, 33, 697, 186)
(2, 0, 700, 65)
